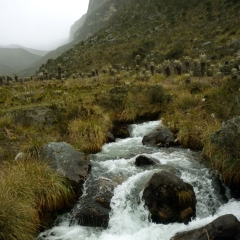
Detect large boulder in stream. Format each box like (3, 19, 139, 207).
(70, 177, 117, 228)
(142, 125, 176, 147)
(40, 142, 91, 197)
(142, 170, 196, 224)
(171, 214, 240, 240)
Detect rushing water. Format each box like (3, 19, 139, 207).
(37, 121, 240, 240)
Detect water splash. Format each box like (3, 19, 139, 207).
(37, 121, 239, 240)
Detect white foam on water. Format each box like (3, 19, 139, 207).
(37, 121, 240, 240)
(130, 120, 161, 138)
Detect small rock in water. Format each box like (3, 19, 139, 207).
(142, 125, 176, 147)
(135, 155, 159, 166)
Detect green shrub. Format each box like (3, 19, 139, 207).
(146, 84, 165, 104)
(109, 86, 128, 108)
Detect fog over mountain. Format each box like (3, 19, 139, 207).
(16, 0, 121, 77)
(0, 45, 49, 56)
(0, 0, 89, 51)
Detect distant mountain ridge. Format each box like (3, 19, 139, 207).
(0, 44, 48, 57)
(17, 42, 75, 77)
(0, 48, 42, 75)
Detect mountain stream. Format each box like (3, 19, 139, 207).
(37, 121, 240, 240)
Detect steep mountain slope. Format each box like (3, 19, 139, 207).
(38, 0, 240, 77)
(0, 48, 42, 75)
(18, 0, 125, 77)
(72, 0, 129, 43)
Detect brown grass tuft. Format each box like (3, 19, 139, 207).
(0, 158, 75, 239)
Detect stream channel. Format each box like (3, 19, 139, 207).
(37, 120, 240, 240)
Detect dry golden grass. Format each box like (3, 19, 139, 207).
(0, 158, 75, 240)
(203, 142, 240, 187)
(0, 72, 240, 195)
(68, 105, 112, 153)
(163, 110, 219, 149)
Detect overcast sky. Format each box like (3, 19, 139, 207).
(0, 0, 89, 50)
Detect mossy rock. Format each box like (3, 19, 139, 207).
(142, 170, 196, 224)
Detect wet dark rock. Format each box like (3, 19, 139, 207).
(111, 123, 130, 138)
(70, 177, 117, 228)
(40, 142, 91, 197)
(211, 170, 228, 203)
(135, 155, 159, 167)
(142, 170, 196, 224)
(142, 125, 176, 147)
(106, 131, 115, 143)
(171, 214, 240, 240)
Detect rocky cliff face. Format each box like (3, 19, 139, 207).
(87, 0, 111, 16)
(71, 0, 128, 43)
(69, 0, 113, 42)
(69, 14, 86, 42)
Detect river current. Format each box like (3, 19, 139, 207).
(37, 121, 240, 240)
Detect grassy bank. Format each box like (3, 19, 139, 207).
(0, 158, 75, 240)
(1, 59, 240, 238)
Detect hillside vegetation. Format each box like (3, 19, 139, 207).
(0, 0, 240, 238)
(38, 0, 240, 77)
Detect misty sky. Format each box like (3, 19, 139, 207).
(0, 0, 89, 50)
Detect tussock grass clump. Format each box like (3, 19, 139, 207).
(175, 92, 200, 112)
(68, 105, 111, 153)
(0, 159, 75, 240)
(162, 80, 221, 149)
(203, 144, 240, 188)
(119, 102, 138, 122)
(16, 125, 60, 159)
(146, 84, 165, 104)
(164, 109, 220, 149)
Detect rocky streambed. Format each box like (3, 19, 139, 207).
(37, 121, 240, 240)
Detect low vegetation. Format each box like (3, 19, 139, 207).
(0, 0, 240, 237)
(0, 158, 75, 240)
(0, 55, 240, 237)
